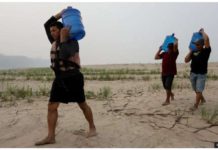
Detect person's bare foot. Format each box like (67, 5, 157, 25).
(162, 101, 170, 106)
(35, 137, 56, 146)
(86, 128, 97, 138)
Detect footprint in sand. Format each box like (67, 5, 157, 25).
(72, 129, 86, 136)
(72, 129, 98, 138)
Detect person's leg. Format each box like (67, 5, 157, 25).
(195, 91, 206, 104)
(162, 76, 169, 105)
(163, 89, 171, 105)
(169, 75, 175, 101)
(201, 94, 206, 104)
(47, 102, 60, 139)
(35, 102, 60, 145)
(78, 101, 97, 137)
(198, 74, 207, 105)
(189, 73, 198, 111)
(170, 92, 174, 100)
(190, 73, 197, 92)
(162, 75, 174, 106)
(193, 92, 202, 109)
(190, 74, 206, 111)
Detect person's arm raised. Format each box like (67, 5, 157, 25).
(44, 9, 65, 44)
(173, 38, 179, 53)
(184, 49, 192, 63)
(199, 28, 210, 48)
(155, 46, 162, 60)
(54, 9, 65, 20)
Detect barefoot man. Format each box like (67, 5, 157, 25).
(185, 28, 211, 111)
(35, 9, 97, 145)
(155, 38, 179, 106)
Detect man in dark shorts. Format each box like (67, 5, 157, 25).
(185, 28, 211, 111)
(155, 38, 179, 106)
(35, 9, 97, 146)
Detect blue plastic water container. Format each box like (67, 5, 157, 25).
(62, 6, 85, 40)
(189, 32, 203, 51)
(161, 33, 176, 52)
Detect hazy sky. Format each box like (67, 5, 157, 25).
(0, 3, 217, 65)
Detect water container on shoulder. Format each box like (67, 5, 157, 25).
(62, 6, 85, 40)
(189, 32, 203, 51)
(161, 33, 176, 52)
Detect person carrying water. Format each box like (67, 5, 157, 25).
(35, 8, 97, 146)
(155, 36, 179, 106)
(185, 28, 211, 111)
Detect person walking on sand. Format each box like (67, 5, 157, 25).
(35, 9, 97, 146)
(155, 38, 179, 106)
(185, 28, 211, 111)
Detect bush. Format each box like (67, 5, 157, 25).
(96, 87, 112, 100)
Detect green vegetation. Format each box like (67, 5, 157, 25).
(142, 75, 151, 81)
(0, 84, 50, 102)
(148, 83, 161, 92)
(85, 87, 112, 100)
(0, 67, 159, 81)
(207, 73, 218, 80)
(82, 68, 160, 81)
(85, 90, 96, 99)
(201, 106, 218, 125)
(96, 86, 112, 100)
(0, 66, 217, 104)
(172, 81, 191, 90)
(0, 67, 217, 82)
(0, 68, 54, 81)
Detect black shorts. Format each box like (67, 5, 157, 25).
(49, 69, 85, 104)
(161, 75, 174, 90)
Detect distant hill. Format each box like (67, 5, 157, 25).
(0, 54, 49, 70)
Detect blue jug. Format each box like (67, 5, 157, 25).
(189, 32, 203, 51)
(62, 6, 85, 40)
(161, 33, 176, 52)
